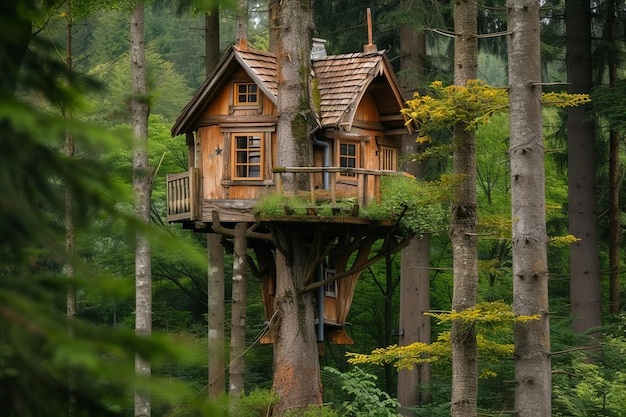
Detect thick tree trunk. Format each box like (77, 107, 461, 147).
(207, 233, 225, 398)
(565, 0, 602, 333)
(450, 1, 478, 416)
(131, 3, 152, 416)
(229, 223, 248, 396)
(268, 1, 319, 412)
(271, 233, 322, 415)
(269, 0, 314, 191)
(507, 1, 551, 415)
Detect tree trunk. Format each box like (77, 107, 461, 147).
(207, 233, 225, 398)
(271, 232, 322, 415)
(450, 0, 478, 416)
(606, 0, 620, 316)
(398, 235, 431, 416)
(268, 1, 318, 413)
(398, 104, 431, 414)
(507, 1, 551, 415)
(131, 2, 152, 416)
(269, 0, 314, 191)
(236, 0, 248, 46)
(229, 223, 248, 396)
(205, 8, 220, 76)
(565, 0, 602, 333)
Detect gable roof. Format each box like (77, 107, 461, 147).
(171, 45, 410, 137)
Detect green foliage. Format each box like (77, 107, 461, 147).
(347, 302, 538, 376)
(403, 80, 590, 144)
(231, 389, 279, 417)
(285, 404, 338, 417)
(360, 175, 451, 235)
(323, 367, 400, 417)
(553, 332, 626, 417)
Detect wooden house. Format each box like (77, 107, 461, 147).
(166, 39, 414, 344)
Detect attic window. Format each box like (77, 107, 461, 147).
(232, 133, 263, 180)
(234, 83, 258, 105)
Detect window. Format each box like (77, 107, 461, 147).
(339, 142, 358, 177)
(234, 83, 258, 105)
(324, 269, 337, 298)
(232, 133, 263, 180)
(379, 146, 398, 171)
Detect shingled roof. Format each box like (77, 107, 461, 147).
(171, 45, 410, 137)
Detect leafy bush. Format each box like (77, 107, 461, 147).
(323, 367, 400, 417)
(361, 175, 450, 236)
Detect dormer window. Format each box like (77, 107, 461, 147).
(234, 83, 258, 105)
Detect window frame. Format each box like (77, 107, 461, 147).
(233, 82, 259, 106)
(231, 132, 264, 181)
(337, 140, 360, 178)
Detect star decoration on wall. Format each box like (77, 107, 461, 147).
(215, 146, 222, 155)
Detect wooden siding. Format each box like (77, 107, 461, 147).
(199, 125, 224, 199)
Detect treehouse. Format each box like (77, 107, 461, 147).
(167, 38, 415, 345)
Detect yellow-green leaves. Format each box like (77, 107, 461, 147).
(403, 80, 590, 144)
(347, 301, 540, 376)
(403, 80, 509, 143)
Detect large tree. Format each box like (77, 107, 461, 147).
(450, 0, 479, 416)
(131, 2, 152, 416)
(268, 0, 320, 414)
(565, 0, 602, 333)
(507, 0, 552, 415)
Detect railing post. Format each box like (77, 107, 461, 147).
(309, 172, 316, 204)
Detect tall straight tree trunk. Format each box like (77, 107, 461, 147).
(398, 90, 430, 415)
(205, 8, 220, 76)
(565, 0, 602, 333)
(606, 0, 620, 316)
(207, 233, 225, 397)
(507, 1, 551, 415)
(131, 2, 152, 416)
(236, 0, 248, 46)
(450, 0, 478, 416)
(229, 223, 248, 396)
(268, 1, 318, 414)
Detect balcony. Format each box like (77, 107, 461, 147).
(166, 166, 404, 224)
(166, 168, 200, 222)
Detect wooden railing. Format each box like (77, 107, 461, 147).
(166, 168, 200, 222)
(273, 167, 402, 208)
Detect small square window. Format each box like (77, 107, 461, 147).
(234, 83, 258, 105)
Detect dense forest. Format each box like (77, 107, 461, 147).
(2, 0, 626, 416)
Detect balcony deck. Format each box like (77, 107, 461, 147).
(166, 166, 404, 224)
